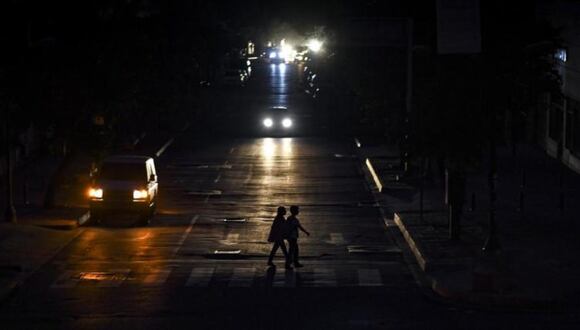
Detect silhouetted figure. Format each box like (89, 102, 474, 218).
(286, 205, 310, 268)
(267, 206, 291, 269)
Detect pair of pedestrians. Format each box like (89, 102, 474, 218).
(267, 205, 310, 269)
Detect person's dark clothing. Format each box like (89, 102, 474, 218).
(268, 240, 289, 264)
(268, 215, 288, 242)
(286, 215, 301, 239)
(267, 214, 290, 265)
(288, 238, 299, 265)
(286, 215, 302, 264)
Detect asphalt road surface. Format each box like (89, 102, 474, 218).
(1, 62, 578, 329)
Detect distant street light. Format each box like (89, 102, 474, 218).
(307, 39, 323, 53)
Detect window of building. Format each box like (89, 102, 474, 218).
(549, 95, 563, 142)
(549, 107, 562, 141)
(570, 98, 580, 156)
(555, 48, 567, 63)
(566, 108, 573, 149)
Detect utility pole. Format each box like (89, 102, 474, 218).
(4, 108, 17, 223)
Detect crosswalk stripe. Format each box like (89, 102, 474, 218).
(312, 268, 337, 287)
(273, 270, 296, 287)
(50, 271, 79, 288)
(224, 233, 239, 245)
(186, 267, 214, 287)
(50, 266, 389, 289)
(357, 269, 383, 287)
(330, 233, 346, 244)
(143, 269, 172, 285)
(97, 269, 131, 287)
(228, 267, 256, 287)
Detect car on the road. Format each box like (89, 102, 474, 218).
(88, 155, 158, 225)
(266, 47, 284, 64)
(260, 106, 294, 135)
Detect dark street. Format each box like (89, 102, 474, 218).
(2, 1, 580, 329)
(0, 62, 578, 329)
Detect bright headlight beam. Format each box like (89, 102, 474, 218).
(282, 118, 292, 128)
(307, 39, 323, 53)
(280, 43, 296, 61)
(133, 189, 148, 200)
(89, 188, 103, 199)
(263, 118, 273, 127)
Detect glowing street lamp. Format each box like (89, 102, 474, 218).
(307, 39, 323, 53)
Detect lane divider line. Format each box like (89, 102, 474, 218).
(77, 211, 91, 226)
(355, 138, 362, 148)
(173, 215, 199, 255)
(155, 138, 175, 158)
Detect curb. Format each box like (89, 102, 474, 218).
(355, 139, 437, 297)
(154, 122, 190, 158)
(395, 211, 566, 310)
(365, 158, 383, 193)
(393, 213, 429, 272)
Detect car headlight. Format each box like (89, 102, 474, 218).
(263, 118, 273, 128)
(282, 118, 293, 128)
(88, 188, 103, 200)
(133, 189, 148, 200)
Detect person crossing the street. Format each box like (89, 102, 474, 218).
(286, 205, 310, 268)
(267, 206, 292, 269)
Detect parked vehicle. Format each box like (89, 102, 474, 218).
(89, 155, 158, 225)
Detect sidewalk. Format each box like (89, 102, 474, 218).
(361, 140, 580, 309)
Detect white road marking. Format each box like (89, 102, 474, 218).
(312, 268, 337, 287)
(143, 269, 172, 285)
(357, 269, 383, 286)
(330, 233, 346, 245)
(97, 269, 131, 287)
(220, 233, 239, 246)
(155, 138, 175, 157)
(50, 270, 79, 288)
(228, 267, 256, 287)
(229, 147, 235, 154)
(214, 173, 221, 183)
(186, 267, 215, 287)
(173, 215, 198, 255)
(227, 233, 239, 240)
(244, 164, 254, 184)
